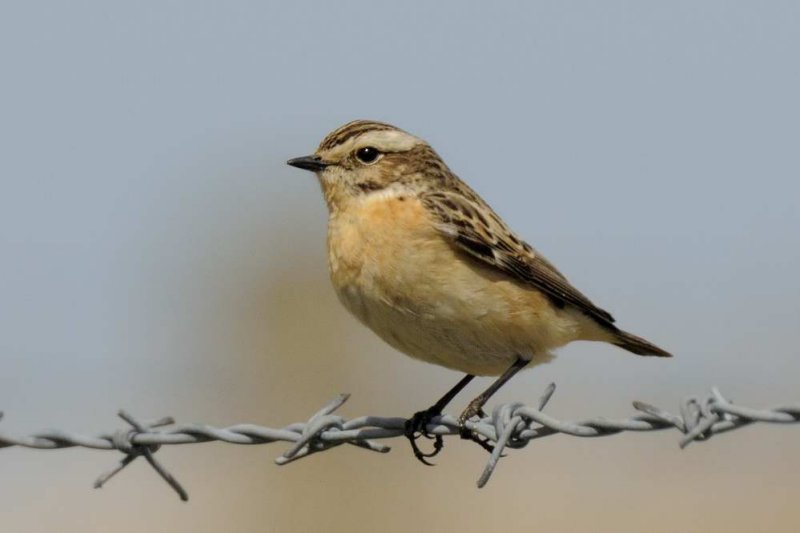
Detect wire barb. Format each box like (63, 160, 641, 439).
(1, 386, 798, 498)
(93, 410, 188, 502)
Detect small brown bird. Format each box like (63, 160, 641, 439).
(288, 120, 670, 463)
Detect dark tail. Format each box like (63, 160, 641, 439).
(613, 330, 672, 357)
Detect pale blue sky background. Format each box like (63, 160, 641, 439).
(1, 2, 798, 532)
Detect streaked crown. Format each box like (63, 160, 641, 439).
(317, 120, 401, 151)
(315, 120, 424, 162)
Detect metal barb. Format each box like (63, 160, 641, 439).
(94, 410, 188, 502)
(1, 386, 798, 499)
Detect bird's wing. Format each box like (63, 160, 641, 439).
(421, 188, 616, 327)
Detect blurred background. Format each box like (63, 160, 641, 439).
(1, 2, 798, 532)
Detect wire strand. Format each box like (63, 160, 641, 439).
(1, 385, 798, 499)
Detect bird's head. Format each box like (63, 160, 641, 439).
(287, 120, 446, 211)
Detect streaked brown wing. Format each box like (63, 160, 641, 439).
(422, 189, 616, 328)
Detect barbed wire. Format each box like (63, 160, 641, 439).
(1, 384, 798, 500)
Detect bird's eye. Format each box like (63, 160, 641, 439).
(355, 146, 381, 164)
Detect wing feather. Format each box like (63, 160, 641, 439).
(422, 189, 616, 328)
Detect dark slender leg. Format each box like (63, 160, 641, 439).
(458, 357, 529, 426)
(405, 373, 475, 465)
(428, 373, 476, 414)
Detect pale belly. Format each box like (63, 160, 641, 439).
(327, 193, 588, 376)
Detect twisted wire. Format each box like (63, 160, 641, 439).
(1, 385, 798, 499)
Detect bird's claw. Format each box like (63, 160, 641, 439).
(458, 397, 488, 426)
(457, 400, 495, 453)
(404, 408, 444, 465)
(457, 424, 495, 453)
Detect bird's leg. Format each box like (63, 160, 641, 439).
(405, 373, 475, 465)
(458, 357, 529, 446)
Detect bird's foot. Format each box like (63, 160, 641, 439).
(457, 399, 495, 453)
(458, 396, 488, 426)
(404, 407, 445, 465)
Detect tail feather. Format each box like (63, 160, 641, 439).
(613, 330, 672, 358)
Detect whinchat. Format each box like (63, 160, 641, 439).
(288, 120, 670, 463)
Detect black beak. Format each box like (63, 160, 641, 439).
(287, 155, 330, 172)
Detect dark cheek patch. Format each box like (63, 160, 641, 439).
(355, 180, 384, 192)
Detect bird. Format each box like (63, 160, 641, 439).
(287, 119, 671, 463)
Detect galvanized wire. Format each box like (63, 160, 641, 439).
(1, 384, 798, 500)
